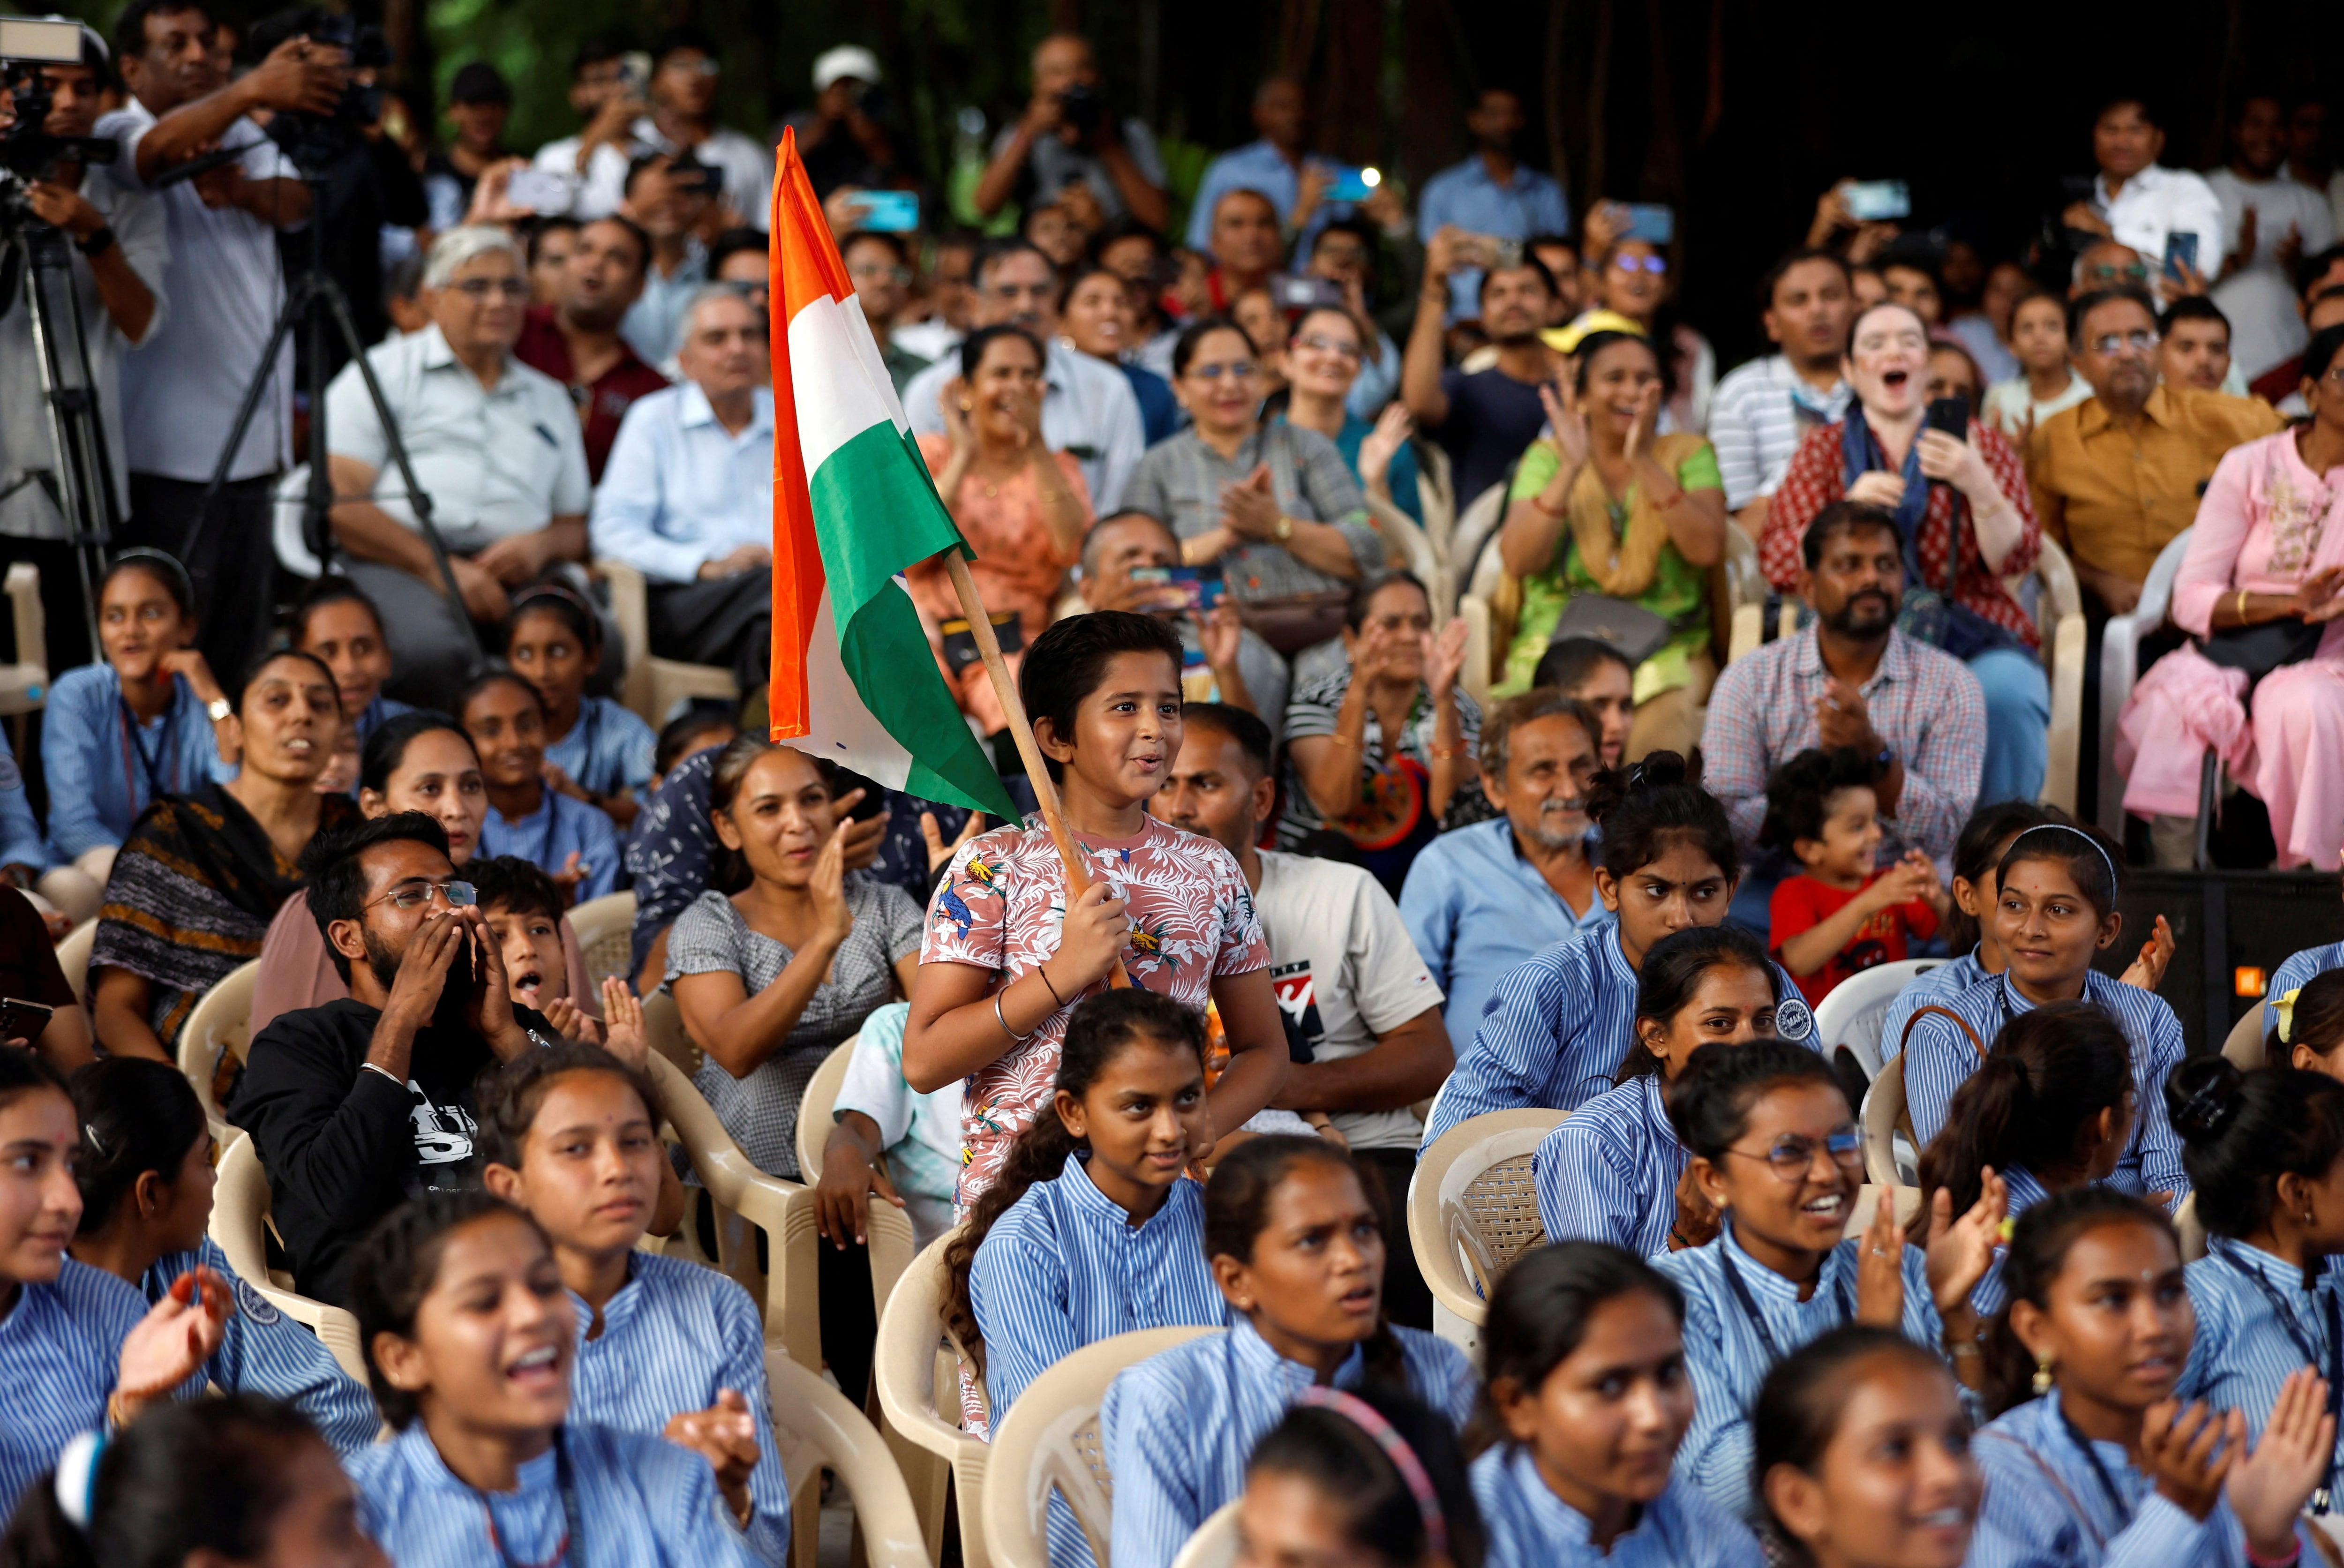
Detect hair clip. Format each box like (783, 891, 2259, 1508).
(82, 1123, 105, 1158)
(2275, 988, 2302, 1046)
(2173, 1078, 2240, 1139)
(1297, 1388, 1448, 1561)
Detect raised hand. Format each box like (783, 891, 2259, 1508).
(1923, 1167, 2006, 1313)
(1357, 402, 1413, 493)
(1853, 1184, 1908, 1327)
(540, 992, 604, 1045)
(2119, 915, 2176, 992)
(598, 977, 646, 1068)
(810, 819, 856, 948)
(541, 759, 593, 804)
(114, 1267, 234, 1422)
(1536, 378, 1592, 473)
(938, 376, 977, 452)
(837, 791, 890, 871)
(662, 1388, 761, 1526)
(1623, 382, 1661, 466)
(1424, 617, 1469, 702)
(1198, 603, 1244, 673)
(2142, 1398, 2232, 1521)
(921, 810, 986, 876)
(549, 850, 589, 903)
(2227, 1369, 2337, 1557)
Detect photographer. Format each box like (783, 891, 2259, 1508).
(976, 32, 1168, 232)
(96, 0, 344, 680)
(0, 26, 165, 671)
(631, 25, 769, 223)
(528, 33, 643, 222)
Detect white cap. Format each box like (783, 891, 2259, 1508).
(812, 45, 881, 92)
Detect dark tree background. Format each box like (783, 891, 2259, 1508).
(66, 0, 2344, 363)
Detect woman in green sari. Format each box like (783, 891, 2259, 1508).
(1492, 330, 1727, 759)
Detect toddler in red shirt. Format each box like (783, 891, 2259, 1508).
(1762, 747, 1950, 1007)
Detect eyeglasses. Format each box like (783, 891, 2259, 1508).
(1188, 362, 1259, 382)
(1723, 1126, 1863, 1181)
(2088, 329, 2159, 357)
(451, 278, 528, 300)
(2084, 263, 2151, 284)
(849, 263, 913, 286)
(363, 878, 479, 914)
(1293, 333, 1361, 360)
(1613, 254, 1668, 275)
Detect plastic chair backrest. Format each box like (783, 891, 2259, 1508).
(1811, 960, 1939, 1082)
(178, 960, 260, 1147)
(1859, 1053, 1913, 1189)
(2097, 526, 2194, 831)
(765, 1349, 934, 1568)
(794, 1034, 861, 1187)
(54, 919, 96, 1004)
(2033, 535, 2089, 817)
(209, 1134, 372, 1385)
(567, 891, 637, 990)
(1407, 1108, 1568, 1331)
(1169, 1501, 1242, 1568)
(2222, 1007, 2268, 1070)
(1843, 1183, 1922, 1239)
(643, 989, 703, 1073)
(981, 1324, 1220, 1568)
(1447, 480, 1510, 593)
(874, 1232, 994, 1568)
(1367, 494, 1451, 615)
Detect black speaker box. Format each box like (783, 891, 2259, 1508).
(2093, 870, 2344, 1055)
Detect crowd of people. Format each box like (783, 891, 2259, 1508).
(12, 7, 2344, 1567)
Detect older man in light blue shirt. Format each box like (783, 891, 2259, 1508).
(1400, 692, 1612, 1056)
(592, 283, 777, 691)
(1417, 89, 1570, 322)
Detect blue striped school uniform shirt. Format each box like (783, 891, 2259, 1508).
(2267, 940, 2344, 1037)
(481, 788, 623, 902)
(352, 694, 413, 747)
(0, 1259, 146, 1526)
(1968, 1164, 2053, 1319)
(1653, 1221, 1946, 1522)
(143, 1240, 377, 1453)
(567, 1250, 789, 1565)
(346, 1418, 763, 1568)
(966, 1157, 1225, 1421)
(1970, 1387, 2316, 1568)
(1901, 971, 2188, 1203)
(1101, 1315, 1477, 1568)
(1876, 945, 1989, 1062)
(544, 695, 658, 801)
(1421, 928, 1818, 1148)
(1533, 1074, 1684, 1258)
(2179, 1238, 2344, 1493)
(1471, 1445, 1763, 1568)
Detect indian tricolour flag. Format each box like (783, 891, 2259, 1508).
(766, 130, 1017, 819)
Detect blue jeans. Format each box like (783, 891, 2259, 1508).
(1968, 646, 2050, 807)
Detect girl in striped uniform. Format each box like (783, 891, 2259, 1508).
(1534, 924, 1788, 1258)
(65, 1058, 379, 1453)
(1913, 1001, 2134, 1316)
(1236, 1383, 1487, 1568)
(1101, 1135, 1476, 1568)
(1750, 1324, 1981, 1568)
(344, 1189, 762, 1568)
(0, 1050, 230, 1525)
(1654, 1039, 2004, 1520)
(477, 1040, 790, 1564)
(1423, 752, 1818, 1146)
(1471, 1242, 1762, 1567)
(1898, 825, 2187, 1202)
(947, 988, 1227, 1434)
(1972, 1186, 2332, 1568)
(2168, 1058, 2344, 1521)
(0, 1395, 387, 1568)
(2276, 968, 2344, 1076)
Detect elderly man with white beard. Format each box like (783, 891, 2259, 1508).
(1398, 690, 1611, 1058)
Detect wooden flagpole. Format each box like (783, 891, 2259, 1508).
(944, 552, 1130, 988)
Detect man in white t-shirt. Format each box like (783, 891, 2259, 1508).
(2208, 94, 2337, 388)
(629, 25, 772, 224)
(99, 0, 343, 678)
(1152, 702, 1450, 1328)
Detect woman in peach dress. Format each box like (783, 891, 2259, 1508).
(2117, 322, 2344, 868)
(911, 325, 1093, 735)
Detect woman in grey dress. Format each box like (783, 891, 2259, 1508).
(665, 739, 924, 1179)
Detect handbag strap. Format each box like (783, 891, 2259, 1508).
(1901, 1003, 1988, 1060)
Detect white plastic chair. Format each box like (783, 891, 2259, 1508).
(2222, 1007, 2267, 1070)
(53, 918, 97, 1004)
(596, 556, 739, 727)
(178, 960, 260, 1148)
(1405, 1108, 1568, 1356)
(1367, 495, 1451, 619)
(1455, 539, 1511, 709)
(566, 890, 636, 991)
(1858, 1053, 1918, 1189)
(765, 1350, 934, 1568)
(209, 1135, 372, 1386)
(2034, 537, 2089, 818)
(873, 1232, 992, 1568)
(2097, 527, 2193, 833)
(1722, 525, 1767, 666)
(980, 1324, 1219, 1568)
(791, 1034, 920, 1376)
(1169, 1501, 1242, 1568)
(0, 561, 48, 718)
(1811, 959, 1940, 1083)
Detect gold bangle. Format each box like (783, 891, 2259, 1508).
(1274, 515, 1294, 542)
(1329, 731, 1357, 748)
(2236, 586, 2251, 624)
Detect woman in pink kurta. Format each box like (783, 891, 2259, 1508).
(910, 326, 1093, 733)
(2116, 324, 2344, 867)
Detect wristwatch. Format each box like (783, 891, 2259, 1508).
(1274, 515, 1294, 542)
(206, 697, 232, 723)
(76, 225, 115, 258)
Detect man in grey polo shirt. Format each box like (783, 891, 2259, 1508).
(899, 237, 1144, 510)
(325, 226, 591, 699)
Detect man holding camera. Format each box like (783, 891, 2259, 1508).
(0, 25, 165, 670)
(1417, 88, 1570, 323)
(629, 25, 769, 225)
(529, 34, 643, 223)
(97, 0, 345, 679)
(976, 33, 1167, 231)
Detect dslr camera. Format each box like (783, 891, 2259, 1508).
(0, 16, 115, 192)
(247, 7, 391, 169)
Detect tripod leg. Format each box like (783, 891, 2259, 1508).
(185, 277, 312, 566)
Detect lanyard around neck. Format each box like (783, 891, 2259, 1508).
(475, 1428, 582, 1568)
(1715, 1234, 1852, 1367)
(2214, 1240, 2343, 1511)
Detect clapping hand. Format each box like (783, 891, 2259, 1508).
(1922, 1167, 2006, 1316)
(1198, 603, 1245, 673)
(1220, 465, 1283, 541)
(2227, 1369, 2338, 1558)
(2142, 1398, 2233, 1521)
(1853, 1182, 1908, 1327)
(113, 1267, 234, 1423)
(810, 819, 856, 948)
(1536, 378, 1592, 472)
(2119, 915, 2176, 992)
(1357, 403, 1413, 495)
(1423, 617, 1469, 702)
(663, 1388, 761, 1526)
(1623, 382, 1661, 466)
(920, 810, 986, 876)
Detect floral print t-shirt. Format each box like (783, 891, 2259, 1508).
(922, 812, 1270, 1205)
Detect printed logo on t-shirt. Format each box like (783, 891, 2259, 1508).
(408, 1080, 477, 1173)
(1270, 960, 1324, 1063)
(233, 1273, 283, 1325)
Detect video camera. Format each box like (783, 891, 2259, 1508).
(0, 16, 115, 188)
(245, 7, 391, 171)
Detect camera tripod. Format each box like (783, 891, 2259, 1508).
(183, 163, 478, 661)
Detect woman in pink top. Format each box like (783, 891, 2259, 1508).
(910, 325, 1094, 734)
(2116, 322, 2344, 867)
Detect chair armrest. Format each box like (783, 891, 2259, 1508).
(4, 563, 43, 674)
(767, 1351, 935, 1568)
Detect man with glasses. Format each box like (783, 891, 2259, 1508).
(229, 813, 558, 1301)
(900, 237, 1144, 509)
(514, 215, 666, 481)
(326, 225, 594, 701)
(840, 229, 929, 395)
(592, 285, 776, 696)
(630, 24, 772, 224)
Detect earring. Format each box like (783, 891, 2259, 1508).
(2032, 1354, 2055, 1396)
